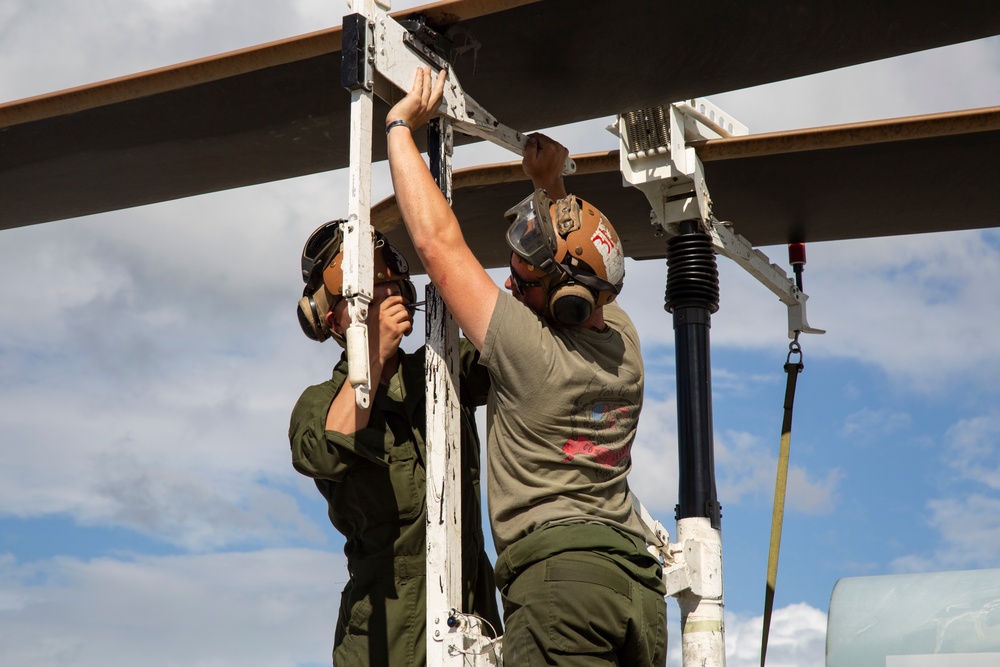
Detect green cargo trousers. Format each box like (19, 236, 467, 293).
(500, 550, 667, 666)
(332, 557, 424, 667)
(332, 550, 501, 666)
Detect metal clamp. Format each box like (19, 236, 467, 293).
(372, 6, 575, 174)
(709, 221, 825, 339)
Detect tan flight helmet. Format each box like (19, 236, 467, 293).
(504, 189, 625, 326)
(297, 219, 415, 344)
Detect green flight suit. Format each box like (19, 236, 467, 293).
(289, 340, 502, 666)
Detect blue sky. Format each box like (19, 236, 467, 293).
(1, 2, 999, 666)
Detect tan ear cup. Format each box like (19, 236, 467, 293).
(548, 282, 596, 327)
(297, 287, 342, 344)
(297, 294, 326, 342)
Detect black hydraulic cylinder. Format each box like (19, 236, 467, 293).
(665, 220, 722, 530)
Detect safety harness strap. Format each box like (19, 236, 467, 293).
(760, 340, 803, 667)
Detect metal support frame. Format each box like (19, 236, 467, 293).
(708, 223, 824, 338)
(619, 102, 732, 667)
(666, 219, 726, 667)
(619, 99, 824, 667)
(617, 101, 822, 340)
(341, 0, 576, 411)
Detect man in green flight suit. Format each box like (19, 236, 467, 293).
(289, 221, 502, 666)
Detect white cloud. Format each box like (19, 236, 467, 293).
(0, 549, 346, 667)
(0, 162, 361, 550)
(0, 549, 829, 667)
(945, 414, 1000, 490)
(0, 0, 350, 101)
(629, 395, 681, 516)
(627, 396, 840, 518)
(712, 367, 779, 398)
(893, 494, 1000, 573)
(664, 603, 827, 667)
(841, 407, 912, 441)
(0, 363, 325, 550)
(716, 430, 840, 515)
(805, 232, 1000, 393)
(722, 604, 828, 667)
(712, 37, 1000, 132)
(623, 229, 1000, 396)
(891, 411, 1000, 572)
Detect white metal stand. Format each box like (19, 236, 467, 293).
(341, 0, 382, 409)
(424, 114, 463, 667)
(619, 99, 825, 667)
(424, 117, 502, 666)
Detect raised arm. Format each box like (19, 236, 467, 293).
(385, 68, 499, 350)
(522, 133, 569, 200)
(324, 292, 412, 434)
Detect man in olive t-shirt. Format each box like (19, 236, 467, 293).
(386, 68, 667, 666)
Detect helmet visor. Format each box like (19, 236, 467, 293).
(504, 190, 557, 271)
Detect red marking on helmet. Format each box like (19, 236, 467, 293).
(591, 227, 615, 252)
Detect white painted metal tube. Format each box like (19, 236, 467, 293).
(343, 83, 374, 407)
(676, 517, 726, 667)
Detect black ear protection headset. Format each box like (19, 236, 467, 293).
(296, 220, 416, 343)
(296, 220, 344, 342)
(297, 283, 335, 342)
(547, 279, 599, 327)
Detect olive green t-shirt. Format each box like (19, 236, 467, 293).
(481, 293, 648, 553)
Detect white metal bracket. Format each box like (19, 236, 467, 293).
(367, 5, 575, 174)
(633, 495, 691, 597)
(709, 222, 825, 337)
(617, 100, 824, 339)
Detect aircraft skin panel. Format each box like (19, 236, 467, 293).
(707, 127, 1000, 247)
(376, 108, 1000, 272)
(695, 106, 1000, 162)
(0, 0, 537, 128)
(0, 29, 344, 129)
(1, 0, 999, 231)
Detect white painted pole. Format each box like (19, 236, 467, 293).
(342, 85, 374, 409)
(425, 116, 465, 667)
(342, 1, 376, 409)
(676, 517, 726, 667)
